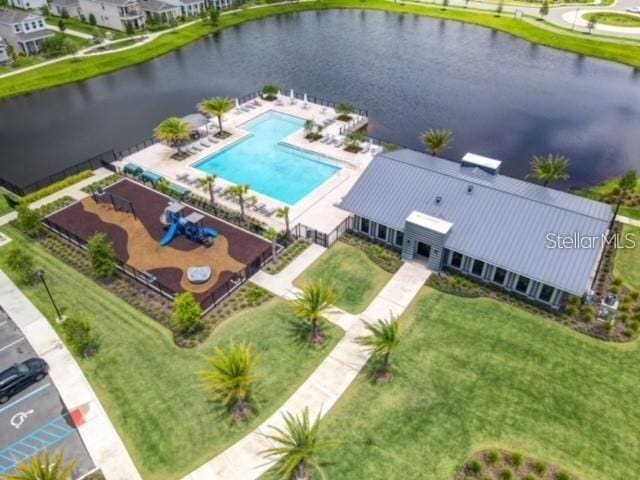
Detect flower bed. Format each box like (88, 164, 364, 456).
(457, 449, 577, 480)
(340, 232, 403, 273)
(264, 239, 310, 274)
(20, 170, 93, 204)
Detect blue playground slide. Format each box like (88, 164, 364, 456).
(201, 227, 219, 238)
(160, 222, 180, 246)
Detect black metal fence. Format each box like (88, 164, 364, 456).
(114, 137, 157, 159)
(0, 150, 118, 198)
(292, 216, 354, 248)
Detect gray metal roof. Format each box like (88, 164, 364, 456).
(340, 149, 613, 295)
(140, 0, 177, 12)
(0, 8, 41, 24)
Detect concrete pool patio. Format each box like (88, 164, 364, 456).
(117, 92, 380, 236)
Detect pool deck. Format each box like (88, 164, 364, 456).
(117, 95, 378, 234)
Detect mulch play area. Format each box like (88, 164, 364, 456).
(45, 179, 271, 305)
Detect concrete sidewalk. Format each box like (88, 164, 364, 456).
(0, 270, 141, 480)
(183, 260, 431, 480)
(618, 215, 640, 228)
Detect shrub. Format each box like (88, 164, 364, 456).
(630, 291, 639, 301)
(6, 245, 36, 284)
(556, 472, 571, 480)
(467, 460, 482, 476)
(523, 475, 536, 480)
(87, 233, 117, 278)
(171, 292, 202, 334)
(565, 305, 579, 316)
(583, 311, 595, 323)
(499, 469, 513, 480)
(532, 461, 547, 475)
(613, 277, 623, 286)
(509, 452, 523, 468)
(16, 204, 43, 237)
(486, 450, 499, 465)
(610, 284, 621, 294)
(61, 317, 100, 357)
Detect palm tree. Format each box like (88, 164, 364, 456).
(199, 342, 260, 421)
(264, 227, 280, 264)
(262, 83, 280, 100)
(225, 184, 252, 219)
(197, 174, 218, 207)
(526, 154, 570, 187)
(154, 117, 192, 154)
(335, 103, 355, 121)
(262, 407, 338, 480)
(421, 129, 453, 157)
(198, 97, 233, 135)
(357, 316, 400, 382)
(276, 206, 291, 239)
(345, 131, 365, 151)
(5, 451, 75, 480)
(612, 170, 638, 222)
(291, 281, 339, 344)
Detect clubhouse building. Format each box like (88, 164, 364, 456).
(340, 149, 613, 308)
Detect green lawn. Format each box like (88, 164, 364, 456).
(580, 177, 640, 220)
(0, 192, 13, 216)
(322, 288, 640, 480)
(293, 241, 392, 314)
(48, 16, 127, 39)
(0, 225, 342, 480)
(614, 224, 640, 291)
(2, 0, 640, 98)
(584, 12, 640, 27)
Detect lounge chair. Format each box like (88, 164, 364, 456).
(201, 140, 211, 148)
(252, 202, 266, 212)
(302, 102, 309, 110)
(320, 107, 327, 114)
(361, 144, 370, 154)
(252, 99, 262, 107)
(176, 173, 189, 181)
(262, 205, 277, 216)
(275, 99, 284, 106)
(334, 138, 344, 148)
(321, 135, 334, 144)
(213, 186, 224, 194)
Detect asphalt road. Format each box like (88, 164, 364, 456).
(0, 308, 95, 478)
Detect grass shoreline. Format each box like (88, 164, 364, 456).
(1, 0, 640, 100)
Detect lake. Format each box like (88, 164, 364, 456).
(0, 9, 638, 188)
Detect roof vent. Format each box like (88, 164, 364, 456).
(461, 153, 502, 175)
(435, 196, 442, 205)
(467, 185, 473, 194)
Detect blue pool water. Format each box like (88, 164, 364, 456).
(195, 112, 340, 204)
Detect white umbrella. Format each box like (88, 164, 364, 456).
(290, 89, 294, 100)
(235, 98, 240, 108)
(303, 93, 308, 103)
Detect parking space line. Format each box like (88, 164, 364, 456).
(0, 383, 51, 414)
(0, 338, 24, 353)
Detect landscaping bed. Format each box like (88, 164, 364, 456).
(341, 231, 403, 273)
(264, 239, 310, 274)
(81, 173, 123, 193)
(293, 240, 393, 314)
(457, 450, 577, 480)
(321, 288, 640, 479)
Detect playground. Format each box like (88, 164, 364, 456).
(45, 179, 272, 304)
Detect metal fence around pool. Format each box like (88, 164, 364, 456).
(292, 216, 354, 248)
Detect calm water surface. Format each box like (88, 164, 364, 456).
(0, 10, 638, 187)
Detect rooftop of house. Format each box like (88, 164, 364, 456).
(140, 0, 177, 11)
(340, 148, 613, 295)
(51, 0, 80, 6)
(0, 8, 43, 24)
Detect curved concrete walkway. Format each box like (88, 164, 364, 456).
(183, 248, 432, 480)
(561, 8, 640, 34)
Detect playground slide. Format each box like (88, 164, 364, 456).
(160, 222, 180, 247)
(201, 227, 219, 238)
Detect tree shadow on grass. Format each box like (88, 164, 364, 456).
(286, 318, 331, 350)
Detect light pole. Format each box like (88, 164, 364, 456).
(36, 269, 63, 322)
(571, 8, 580, 30)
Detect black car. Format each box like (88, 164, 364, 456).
(0, 358, 49, 404)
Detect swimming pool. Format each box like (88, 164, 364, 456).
(194, 112, 341, 205)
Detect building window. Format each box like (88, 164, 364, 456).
(38, 20, 43, 27)
(493, 267, 507, 285)
(539, 284, 554, 303)
(515, 275, 530, 294)
(471, 259, 484, 277)
(377, 224, 387, 241)
(14, 25, 20, 32)
(25, 23, 30, 31)
(450, 251, 463, 268)
(395, 230, 404, 247)
(360, 217, 369, 235)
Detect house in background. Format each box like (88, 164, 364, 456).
(7, 0, 48, 10)
(340, 149, 612, 308)
(77, 0, 145, 31)
(140, 0, 181, 24)
(0, 36, 10, 63)
(50, 0, 83, 18)
(0, 9, 53, 55)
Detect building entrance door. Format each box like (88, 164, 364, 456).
(416, 242, 431, 259)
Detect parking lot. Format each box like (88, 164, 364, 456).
(0, 308, 94, 477)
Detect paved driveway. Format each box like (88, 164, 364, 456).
(0, 309, 94, 478)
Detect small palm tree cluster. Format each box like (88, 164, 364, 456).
(262, 84, 280, 100)
(198, 96, 234, 136)
(292, 281, 339, 345)
(199, 341, 260, 421)
(526, 153, 570, 187)
(153, 117, 191, 154)
(421, 128, 453, 156)
(225, 183, 256, 219)
(5, 451, 75, 480)
(262, 407, 338, 480)
(357, 316, 400, 383)
(197, 174, 218, 208)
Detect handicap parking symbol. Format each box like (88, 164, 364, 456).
(10, 410, 34, 429)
